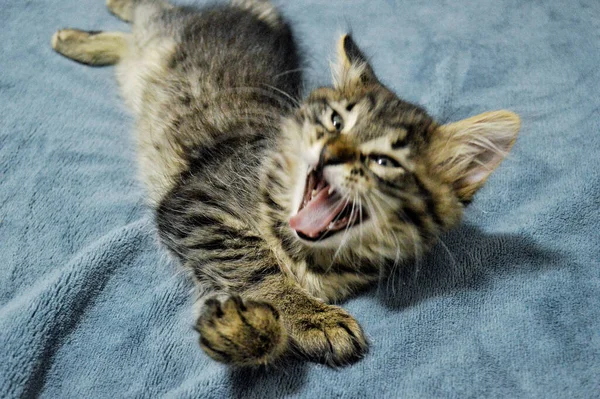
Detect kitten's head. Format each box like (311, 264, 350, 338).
(273, 35, 520, 266)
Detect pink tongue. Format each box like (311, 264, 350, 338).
(289, 189, 346, 238)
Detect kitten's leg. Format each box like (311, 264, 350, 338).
(106, 0, 172, 23)
(106, 0, 137, 22)
(196, 275, 368, 367)
(51, 29, 129, 66)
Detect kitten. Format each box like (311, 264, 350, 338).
(52, 0, 520, 367)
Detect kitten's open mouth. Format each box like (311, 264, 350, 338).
(289, 168, 364, 241)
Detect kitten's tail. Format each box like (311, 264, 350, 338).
(231, 0, 284, 29)
(51, 29, 129, 66)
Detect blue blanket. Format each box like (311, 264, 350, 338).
(1, 0, 599, 397)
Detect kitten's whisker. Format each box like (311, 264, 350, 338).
(231, 111, 280, 121)
(437, 236, 457, 270)
(330, 193, 357, 266)
(227, 111, 282, 125)
(209, 85, 297, 107)
(362, 197, 392, 292)
(272, 67, 307, 79)
(358, 195, 364, 255)
(370, 190, 424, 284)
(364, 196, 404, 295)
(370, 190, 401, 211)
(395, 207, 423, 282)
(261, 83, 301, 107)
(367, 196, 393, 234)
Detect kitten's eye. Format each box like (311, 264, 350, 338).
(331, 111, 344, 132)
(370, 154, 400, 168)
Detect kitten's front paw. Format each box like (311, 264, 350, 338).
(196, 295, 287, 367)
(291, 305, 368, 367)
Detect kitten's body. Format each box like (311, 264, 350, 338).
(52, 0, 520, 367)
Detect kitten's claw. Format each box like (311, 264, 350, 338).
(291, 304, 368, 367)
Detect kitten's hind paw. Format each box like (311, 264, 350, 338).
(51, 29, 89, 52)
(106, 0, 134, 22)
(196, 295, 287, 367)
(51, 29, 128, 66)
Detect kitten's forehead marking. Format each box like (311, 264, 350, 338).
(390, 123, 420, 149)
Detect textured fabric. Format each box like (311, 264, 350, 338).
(1, 0, 599, 397)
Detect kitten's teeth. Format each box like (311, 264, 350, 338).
(307, 166, 314, 176)
(311, 189, 317, 198)
(328, 187, 335, 195)
(328, 223, 335, 229)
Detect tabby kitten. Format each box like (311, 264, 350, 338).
(52, 0, 520, 367)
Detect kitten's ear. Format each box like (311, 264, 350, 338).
(429, 110, 521, 203)
(332, 34, 378, 89)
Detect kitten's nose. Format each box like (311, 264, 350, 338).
(318, 136, 359, 169)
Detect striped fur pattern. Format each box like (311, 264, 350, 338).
(51, 0, 520, 367)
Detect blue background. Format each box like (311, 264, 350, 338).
(1, 0, 599, 397)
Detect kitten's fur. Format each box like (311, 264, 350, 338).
(52, 0, 520, 367)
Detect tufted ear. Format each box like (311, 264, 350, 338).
(429, 110, 521, 203)
(331, 34, 379, 89)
